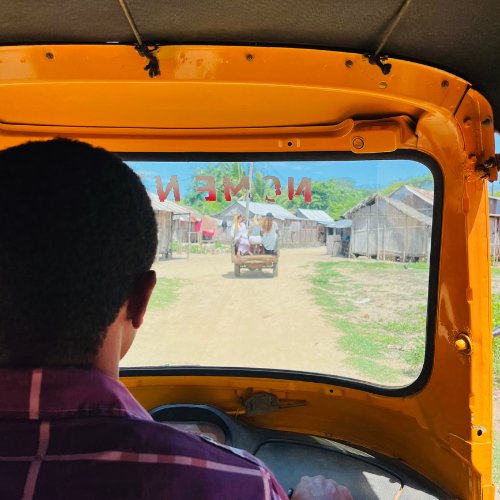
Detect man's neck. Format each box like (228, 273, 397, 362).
(92, 326, 122, 380)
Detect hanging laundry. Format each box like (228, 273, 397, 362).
(200, 215, 218, 236)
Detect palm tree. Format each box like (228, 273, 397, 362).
(252, 168, 275, 202)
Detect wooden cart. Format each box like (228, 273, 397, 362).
(231, 237, 280, 278)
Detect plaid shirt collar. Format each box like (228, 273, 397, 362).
(0, 367, 152, 421)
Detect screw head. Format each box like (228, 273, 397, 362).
(464, 118, 472, 128)
(46, 52, 54, 60)
(352, 137, 364, 150)
(442, 80, 449, 88)
(378, 81, 387, 89)
(455, 338, 468, 351)
(246, 54, 253, 61)
(345, 60, 353, 68)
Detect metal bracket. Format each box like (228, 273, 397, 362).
(475, 156, 497, 181)
(243, 392, 307, 417)
(368, 54, 392, 75)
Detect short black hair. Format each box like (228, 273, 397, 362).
(0, 139, 157, 367)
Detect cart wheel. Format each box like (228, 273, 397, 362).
(273, 262, 278, 278)
(234, 264, 241, 277)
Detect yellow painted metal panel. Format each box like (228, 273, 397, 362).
(0, 43, 494, 499)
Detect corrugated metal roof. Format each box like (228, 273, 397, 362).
(342, 193, 432, 226)
(147, 191, 202, 220)
(294, 208, 334, 222)
(147, 191, 172, 212)
(321, 219, 352, 229)
(389, 185, 435, 205)
(214, 201, 299, 220)
(404, 186, 434, 204)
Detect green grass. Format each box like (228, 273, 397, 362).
(486, 283, 500, 485)
(344, 357, 399, 384)
(335, 321, 385, 360)
(308, 288, 358, 314)
(308, 261, 427, 384)
(323, 261, 429, 273)
(148, 278, 185, 311)
(402, 337, 425, 367)
(494, 435, 500, 487)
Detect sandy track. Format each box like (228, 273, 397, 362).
(122, 247, 357, 377)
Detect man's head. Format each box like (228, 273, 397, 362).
(0, 139, 157, 369)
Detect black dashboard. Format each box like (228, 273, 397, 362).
(149, 404, 453, 500)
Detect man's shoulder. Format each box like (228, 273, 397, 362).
(107, 416, 267, 471)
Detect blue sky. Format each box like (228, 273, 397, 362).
(128, 159, 430, 199)
(128, 133, 500, 199)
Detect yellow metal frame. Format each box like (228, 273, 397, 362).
(0, 44, 496, 499)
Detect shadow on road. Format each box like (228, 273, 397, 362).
(221, 270, 274, 280)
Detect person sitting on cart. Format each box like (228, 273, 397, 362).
(248, 214, 264, 254)
(231, 213, 252, 257)
(262, 212, 279, 255)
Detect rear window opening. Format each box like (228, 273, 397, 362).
(119, 154, 440, 391)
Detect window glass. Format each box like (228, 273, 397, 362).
(121, 159, 434, 387)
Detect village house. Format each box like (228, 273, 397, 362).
(147, 191, 202, 257)
(388, 185, 500, 260)
(323, 219, 352, 257)
(293, 208, 333, 244)
(342, 193, 432, 262)
(490, 196, 500, 261)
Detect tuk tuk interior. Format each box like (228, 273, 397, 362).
(1, 1, 500, 499)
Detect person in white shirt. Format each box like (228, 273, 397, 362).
(261, 212, 279, 254)
(231, 213, 252, 257)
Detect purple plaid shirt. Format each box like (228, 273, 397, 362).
(0, 368, 288, 500)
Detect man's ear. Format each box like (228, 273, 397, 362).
(126, 270, 157, 329)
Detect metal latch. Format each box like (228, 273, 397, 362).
(243, 392, 307, 417)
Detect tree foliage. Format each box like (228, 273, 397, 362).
(378, 174, 434, 196)
(273, 179, 372, 219)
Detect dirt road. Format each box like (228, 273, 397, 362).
(122, 246, 357, 377)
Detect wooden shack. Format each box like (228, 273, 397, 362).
(147, 192, 203, 256)
(343, 193, 432, 262)
(147, 191, 174, 259)
(324, 220, 352, 257)
(390, 187, 500, 260)
(490, 196, 500, 261)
